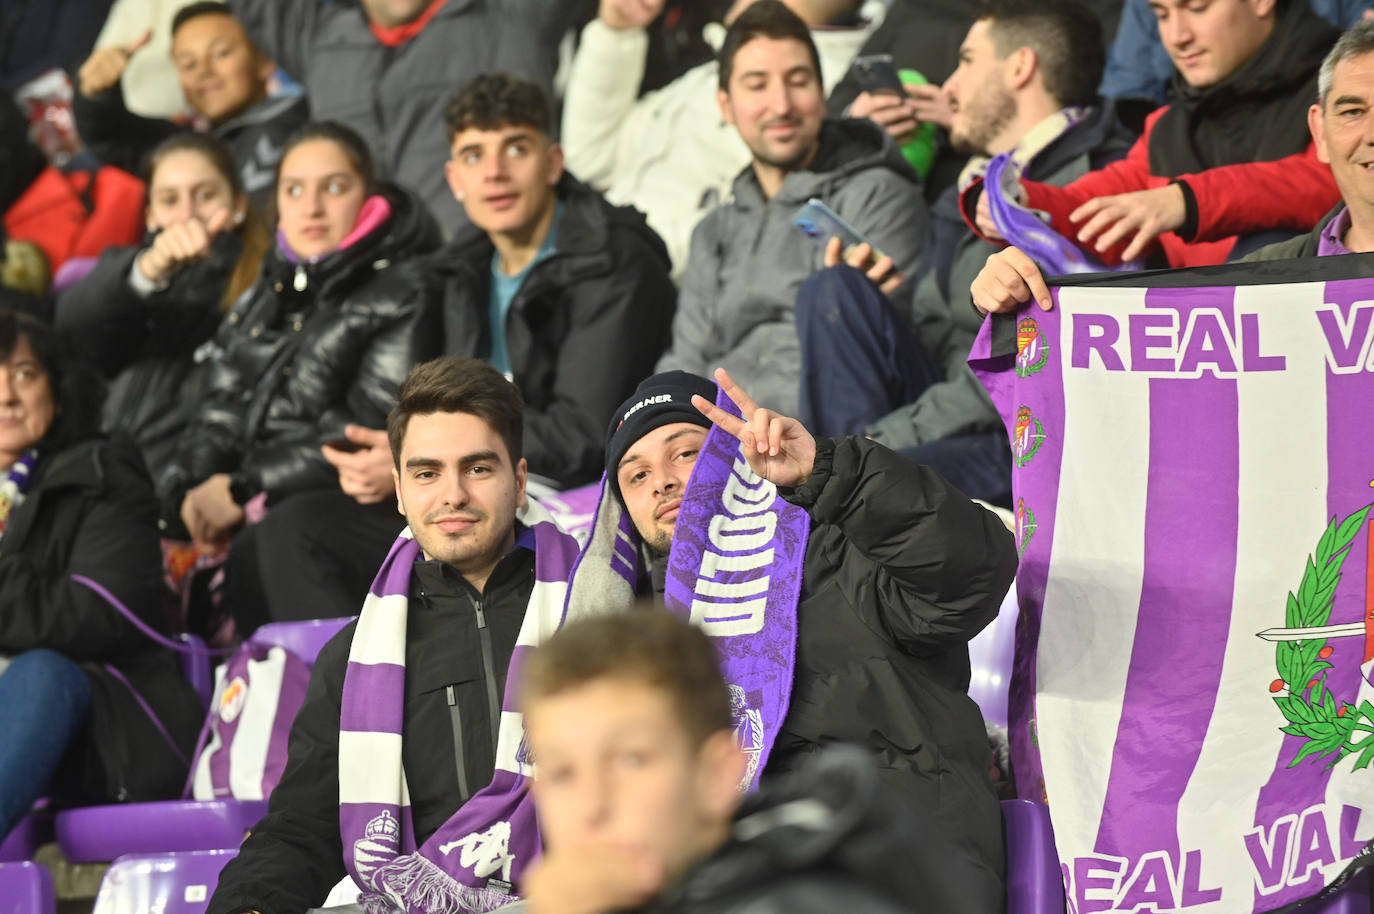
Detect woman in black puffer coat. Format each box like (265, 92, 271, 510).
(163, 121, 440, 551)
(56, 132, 269, 492)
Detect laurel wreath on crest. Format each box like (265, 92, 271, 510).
(1273, 504, 1374, 770)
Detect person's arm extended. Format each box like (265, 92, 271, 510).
(783, 436, 1017, 653)
(1179, 143, 1342, 241)
(71, 82, 178, 177)
(560, 17, 649, 191)
(206, 631, 353, 914)
(53, 246, 149, 377)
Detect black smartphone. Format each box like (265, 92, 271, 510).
(323, 436, 367, 453)
(850, 54, 906, 96)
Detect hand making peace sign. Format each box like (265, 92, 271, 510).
(691, 368, 817, 489)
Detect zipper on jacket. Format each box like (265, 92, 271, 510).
(470, 595, 502, 752)
(445, 684, 471, 799)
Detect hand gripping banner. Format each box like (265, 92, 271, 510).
(969, 254, 1374, 913)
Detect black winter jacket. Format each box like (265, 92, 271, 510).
(0, 435, 203, 804)
(72, 88, 308, 211)
(421, 175, 676, 487)
(645, 746, 968, 914)
(651, 437, 1017, 914)
(161, 183, 439, 528)
(207, 535, 539, 914)
(56, 233, 235, 490)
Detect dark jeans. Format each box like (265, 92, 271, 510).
(0, 650, 91, 838)
(224, 489, 405, 636)
(796, 264, 1012, 506)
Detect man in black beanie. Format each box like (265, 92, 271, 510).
(561, 366, 1019, 914)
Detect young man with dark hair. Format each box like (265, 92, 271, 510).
(73, 0, 307, 208)
(562, 367, 1018, 914)
(519, 611, 950, 914)
(223, 0, 572, 231)
(656, 0, 928, 420)
(797, 0, 1134, 504)
(207, 357, 583, 914)
(235, 73, 675, 631)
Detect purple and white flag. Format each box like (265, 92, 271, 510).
(970, 256, 1374, 913)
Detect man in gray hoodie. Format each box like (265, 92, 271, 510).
(655, 0, 927, 419)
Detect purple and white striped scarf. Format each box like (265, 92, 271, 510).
(338, 499, 582, 914)
(563, 387, 809, 788)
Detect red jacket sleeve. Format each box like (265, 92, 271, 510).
(1178, 142, 1340, 240)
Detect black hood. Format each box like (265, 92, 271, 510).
(1150, 0, 1339, 175)
(653, 746, 962, 914)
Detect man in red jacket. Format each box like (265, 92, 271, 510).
(969, 0, 1343, 266)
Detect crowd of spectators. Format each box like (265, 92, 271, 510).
(0, 0, 1369, 909)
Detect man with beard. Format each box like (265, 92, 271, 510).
(976, 0, 1342, 267)
(795, 0, 1132, 504)
(655, 0, 927, 421)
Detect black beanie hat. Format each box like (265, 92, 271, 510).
(605, 371, 718, 499)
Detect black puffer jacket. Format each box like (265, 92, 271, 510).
(56, 233, 236, 491)
(421, 175, 676, 487)
(0, 435, 203, 804)
(646, 746, 966, 914)
(161, 183, 439, 527)
(647, 437, 1017, 914)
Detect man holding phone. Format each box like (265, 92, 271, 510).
(800, 0, 1131, 504)
(656, 0, 927, 420)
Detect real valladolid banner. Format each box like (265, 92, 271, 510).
(969, 255, 1374, 914)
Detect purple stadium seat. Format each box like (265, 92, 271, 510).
(969, 583, 1018, 728)
(1002, 799, 1064, 914)
(56, 799, 267, 864)
(0, 861, 55, 914)
(53, 618, 351, 864)
(92, 850, 236, 914)
(0, 808, 52, 863)
(250, 617, 352, 665)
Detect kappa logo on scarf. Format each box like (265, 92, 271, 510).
(439, 822, 515, 882)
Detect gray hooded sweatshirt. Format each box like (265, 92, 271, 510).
(657, 118, 928, 416)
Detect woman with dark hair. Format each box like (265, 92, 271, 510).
(163, 121, 440, 590)
(0, 309, 203, 840)
(55, 131, 270, 491)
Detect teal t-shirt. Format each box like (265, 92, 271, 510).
(487, 203, 563, 376)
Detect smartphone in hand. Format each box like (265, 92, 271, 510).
(792, 198, 886, 261)
(849, 54, 906, 96)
